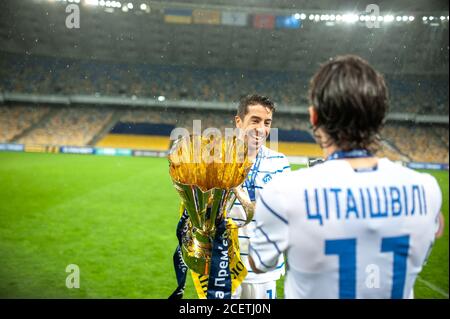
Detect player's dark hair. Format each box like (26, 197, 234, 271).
(237, 94, 276, 119)
(308, 55, 389, 153)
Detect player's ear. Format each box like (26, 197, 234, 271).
(235, 115, 242, 128)
(309, 106, 318, 126)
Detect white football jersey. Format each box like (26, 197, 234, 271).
(249, 158, 442, 298)
(229, 145, 290, 284)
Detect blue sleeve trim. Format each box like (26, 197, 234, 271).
(255, 226, 282, 254)
(258, 165, 290, 175)
(260, 195, 289, 225)
(243, 184, 263, 189)
(248, 261, 285, 273)
(231, 218, 256, 223)
(249, 245, 279, 270)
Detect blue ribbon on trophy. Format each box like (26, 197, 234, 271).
(168, 209, 189, 300)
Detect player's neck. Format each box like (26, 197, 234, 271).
(248, 146, 260, 161)
(324, 145, 378, 169)
(323, 144, 338, 158)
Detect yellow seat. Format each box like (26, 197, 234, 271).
(96, 134, 170, 151)
(269, 142, 323, 157)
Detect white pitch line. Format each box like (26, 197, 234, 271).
(417, 276, 449, 298)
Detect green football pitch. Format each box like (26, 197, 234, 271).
(0, 152, 448, 299)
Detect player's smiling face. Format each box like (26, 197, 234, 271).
(235, 104, 273, 153)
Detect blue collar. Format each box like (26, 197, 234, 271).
(245, 148, 263, 188)
(327, 149, 372, 161)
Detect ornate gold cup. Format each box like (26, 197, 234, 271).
(168, 134, 253, 275)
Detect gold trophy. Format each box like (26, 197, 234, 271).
(168, 134, 254, 275)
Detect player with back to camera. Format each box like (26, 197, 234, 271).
(248, 55, 445, 299)
(229, 94, 291, 299)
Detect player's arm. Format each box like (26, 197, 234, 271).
(248, 254, 263, 274)
(248, 183, 289, 273)
(232, 184, 255, 221)
(428, 174, 444, 239)
(436, 212, 444, 239)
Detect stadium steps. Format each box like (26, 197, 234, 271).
(431, 128, 449, 149)
(380, 139, 411, 162)
(10, 107, 59, 143)
(87, 110, 124, 146)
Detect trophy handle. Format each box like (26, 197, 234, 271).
(230, 185, 255, 227)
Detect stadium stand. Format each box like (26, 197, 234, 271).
(0, 105, 50, 142)
(15, 107, 114, 146)
(381, 124, 449, 163)
(1, 52, 448, 115)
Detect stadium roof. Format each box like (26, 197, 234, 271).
(0, 0, 448, 74)
(158, 0, 448, 11)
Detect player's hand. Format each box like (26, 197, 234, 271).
(232, 185, 255, 226)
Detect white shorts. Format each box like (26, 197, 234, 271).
(232, 281, 277, 299)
